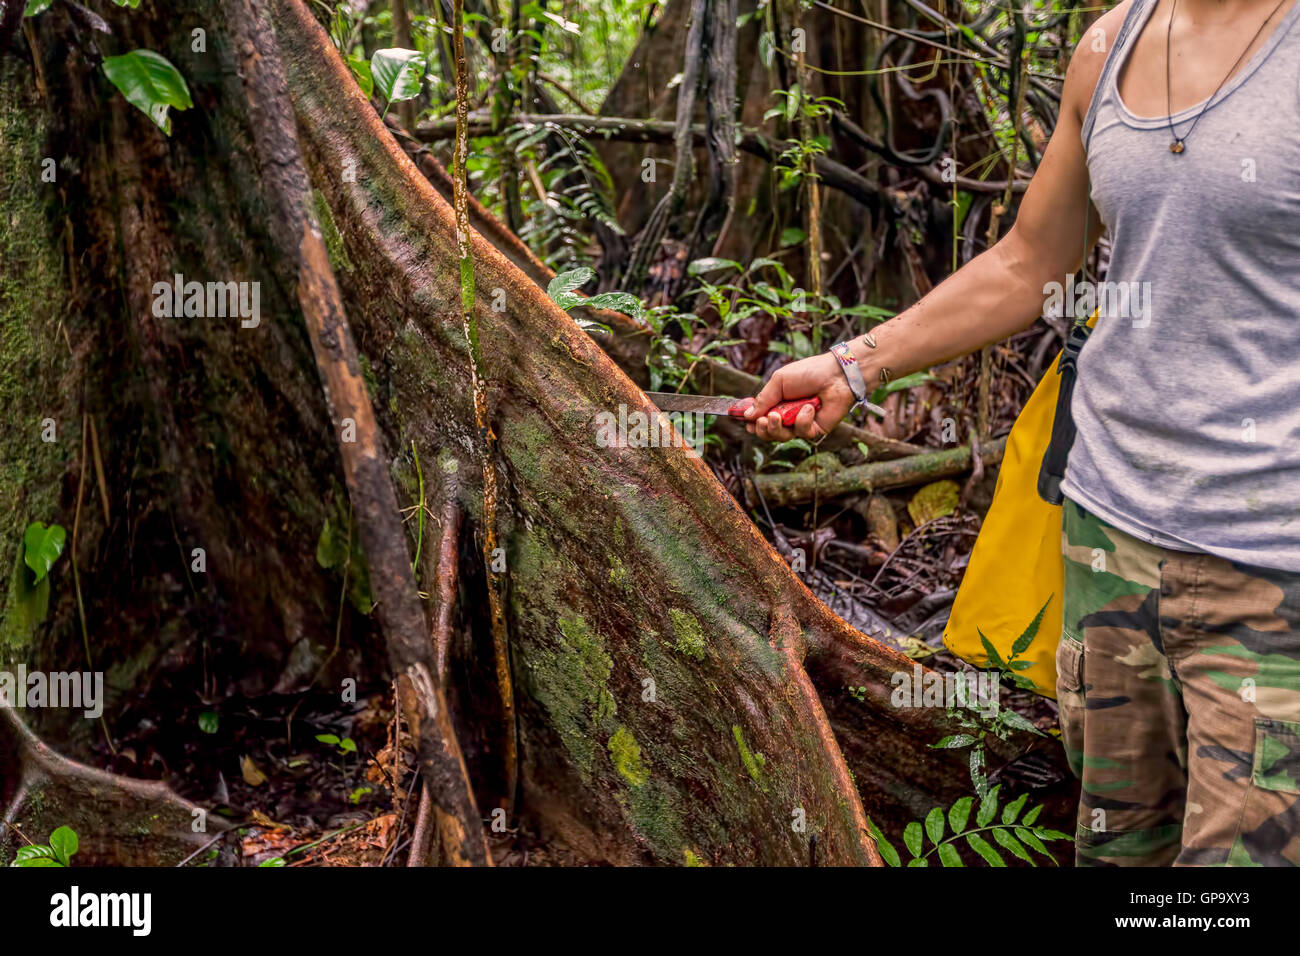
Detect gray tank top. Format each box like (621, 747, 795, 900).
(1060, 0, 1300, 571)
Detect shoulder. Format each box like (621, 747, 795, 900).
(1063, 1, 1137, 123)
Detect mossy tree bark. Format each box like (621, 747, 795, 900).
(0, 0, 1051, 867)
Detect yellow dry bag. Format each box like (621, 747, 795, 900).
(942, 314, 1096, 698)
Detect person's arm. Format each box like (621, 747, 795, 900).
(746, 6, 1123, 441)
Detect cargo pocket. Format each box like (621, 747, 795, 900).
(1251, 718, 1300, 793)
(1227, 718, 1300, 866)
(1056, 633, 1085, 780)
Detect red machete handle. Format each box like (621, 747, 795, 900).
(726, 396, 821, 427)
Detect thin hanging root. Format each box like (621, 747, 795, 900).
(450, 0, 517, 819)
(409, 494, 465, 867)
(432, 496, 464, 682)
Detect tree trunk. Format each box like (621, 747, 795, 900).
(1, 0, 1054, 867)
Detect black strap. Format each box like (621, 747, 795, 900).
(1035, 7, 1149, 505)
(1037, 322, 1091, 504)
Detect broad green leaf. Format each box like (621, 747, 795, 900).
(932, 734, 976, 750)
(869, 371, 934, 407)
(1022, 804, 1043, 826)
(111, 0, 142, 6)
(865, 817, 900, 867)
(1002, 792, 1029, 825)
(49, 826, 78, 867)
(903, 821, 923, 858)
(924, 806, 945, 846)
(13, 844, 55, 863)
(315, 733, 341, 746)
(687, 257, 742, 277)
(198, 710, 219, 734)
(546, 267, 595, 310)
(23, 522, 65, 584)
(101, 50, 192, 135)
(15, 856, 63, 867)
(779, 226, 805, 248)
(966, 832, 1005, 867)
(370, 48, 425, 106)
(584, 291, 644, 321)
(998, 709, 1044, 736)
(976, 783, 1001, 826)
(906, 857, 928, 867)
(937, 843, 963, 867)
(348, 55, 374, 98)
(992, 827, 1034, 864)
(948, 796, 974, 834)
(25, 0, 53, 15)
(258, 857, 286, 867)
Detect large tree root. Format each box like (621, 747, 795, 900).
(1, 709, 225, 866)
(274, 0, 1055, 864)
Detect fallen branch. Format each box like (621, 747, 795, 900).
(750, 436, 1007, 506)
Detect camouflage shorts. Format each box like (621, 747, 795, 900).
(1058, 498, 1300, 866)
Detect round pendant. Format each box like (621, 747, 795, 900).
(1170, 140, 1185, 154)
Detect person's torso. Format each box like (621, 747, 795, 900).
(1061, 0, 1300, 569)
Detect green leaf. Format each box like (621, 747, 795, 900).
(13, 844, 55, 864)
(924, 806, 945, 846)
(977, 629, 1006, 670)
(111, 0, 142, 6)
(966, 832, 1005, 867)
(1015, 827, 1055, 860)
(370, 48, 425, 106)
(22, 522, 65, 584)
(1011, 594, 1053, 657)
(1022, 804, 1043, 826)
(869, 370, 935, 405)
(198, 710, 219, 734)
(932, 734, 976, 749)
(992, 827, 1034, 864)
(1002, 792, 1028, 825)
(687, 257, 742, 277)
(101, 50, 192, 135)
(779, 226, 805, 248)
(347, 55, 374, 98)
(584, 292, 645, 321)
(1032, 827, 1071, 841)
(902, 821, 923, 858)
(49, 826, 78, 867)
(15, 856, 63, 867)
(337, 737, 357, 754)
(546, 267, 595, 311)
(258, 857, 287, 867)
(948, 796, 974, 834)
(865, 817, 900, 867)
(976, 783, 1001, 826)
(25, 0, 53, 15)
(998, 709, 1045, 736)
(937, 843, 964, 867)
(315, 733, 340, 746)
(906, 857, 928, 867)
